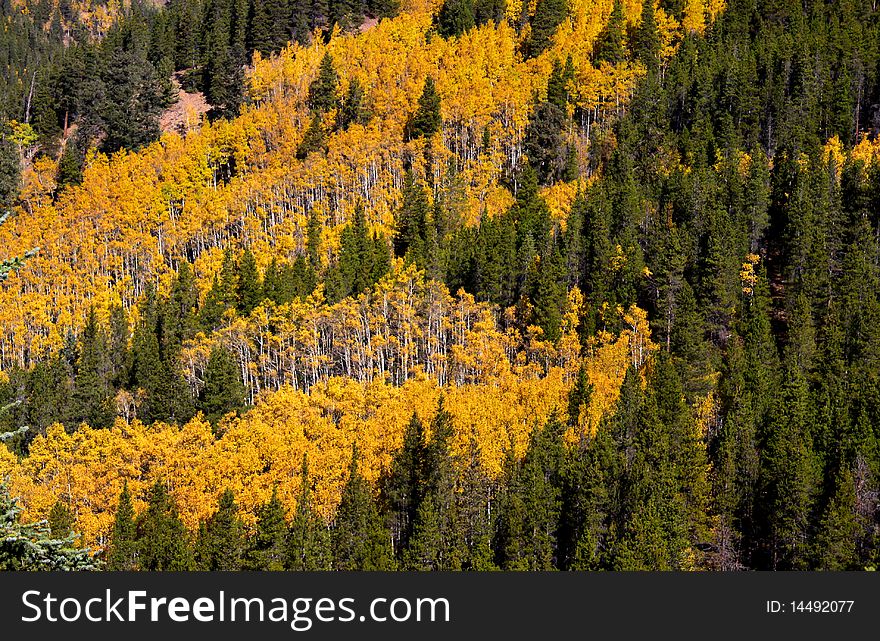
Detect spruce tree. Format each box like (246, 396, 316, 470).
(288, 455, 331, 570)
(198, 343, 247, 424)
(135, 481, 193, 571)
(403, 401, 462, 570)
(408, 77, 442, 140)
(332, 445, 394, 570)
(593, 0, 627, 65)
(526, 0, 568, 58)
(1, 482, 97, 570)
(70, 307, 114, 429)
(437, 0, 476, 38)
(635, 0, 660, 73)
(195, 489, 245, 570)
(236, 249, 263, 315)
(338, 78, 371, 129)
(107, 481, 137, 571)
(247, 486, 288, 570)
(296, 112, 327, 159)
(307, 53, 339, 113)
(48, 499, 74, 538)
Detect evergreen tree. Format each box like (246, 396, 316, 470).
(48, 499, 74, 538)
(0, 481, 97, 570)
(437, 0, 476, 38)
(403, 401, 462, 570)
(247, 486, 288, 570)
(338, 78, 371, 129)
(635, 0, 660, 73)
(593, 0, 627, 65)
(408, 77, 442, 140)
(70, 307, 114, 429)
(135, 481, 193, 571)
(195, 489, 245, 570)
(198, 343, 247, 424)
(307, 53, 339, 113)
(526, 0, 568, 58)
(236, 249, 263, 315)
(107, 481, 137, 571)
(332, 445, 394, 570)
(296, 112, 327, 159)
(288, 455, 331, 570)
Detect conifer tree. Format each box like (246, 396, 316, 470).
(408, 77, 442, 140)
(526, 0, 568, 58)
(236, 249, 263, 315)
(48, 499, 74, 538)
(593, 0, 627, 65)
(338, 78, 371, 129)
(296, 112, 327, 159)
(307, 53, 339, 113)
(288, 455, 331, 570)
(107, 481, 138, 571)
(71, 307, 114, 429)
(635, 0, 660, 73)
(404, 401, 462, 570)
(247, 486, 288, 570)
(195, 489, 245, 570)
(198, 343, 246, 424)
(437, 0, 475, 38)
(135, 481, 192, 571)
(332, 445, 394, 570)
(1, 482, 97, 570)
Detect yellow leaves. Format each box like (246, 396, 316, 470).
(610, 244, 627, 272)
(681, 0, 708, 34)
(578, 304, 656, 437)
(740, 252, 760, 297)
(542, 180, 583, 228)
(6, 120, 38, 149)
(823, 135, 845, 173)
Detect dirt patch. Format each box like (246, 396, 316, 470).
(358, 16, 380, 33)
(160, 75, 211, 136)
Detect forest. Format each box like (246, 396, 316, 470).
(1, 0, 879, 572)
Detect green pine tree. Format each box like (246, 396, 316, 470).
(288, 455, 332, 570)
(107, 481, 138, 571)
(195, 489, 245, 570)
(135, 481, 193, 571)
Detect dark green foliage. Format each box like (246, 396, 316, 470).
(70, 307, 114, 429)
(236, 249, 263, 315)
(332, 445, 394, 570)
(634, 0, 660, 72)
(494, 415, 565, 570)
(296, 112, 327, 159)
(407, 77, 442, 140)
(593, 0, 627, 65)
(0, 481, 97, 570)
(526, 0, 568, 58)
(288, 455, 331, 570)
(325, 204, 391, 302)
(437, 0, 475, 38)
(106, 482, 137, 571)
(524, 102, 569, 185)
(338, 78, 372, 129)
(0, 134, 21, 209)
(308, 53, 339, 113)
(135, 481, 193, 571)
(198, 343, 247, 424)
(195, 489, 245, 570)
(56, 136, 84, 192)
(48, 500, 74, 538)
(247, 486, 289, 570)
(402, 401, 463, 570)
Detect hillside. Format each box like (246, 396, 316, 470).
(2, 0, 880, 573)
